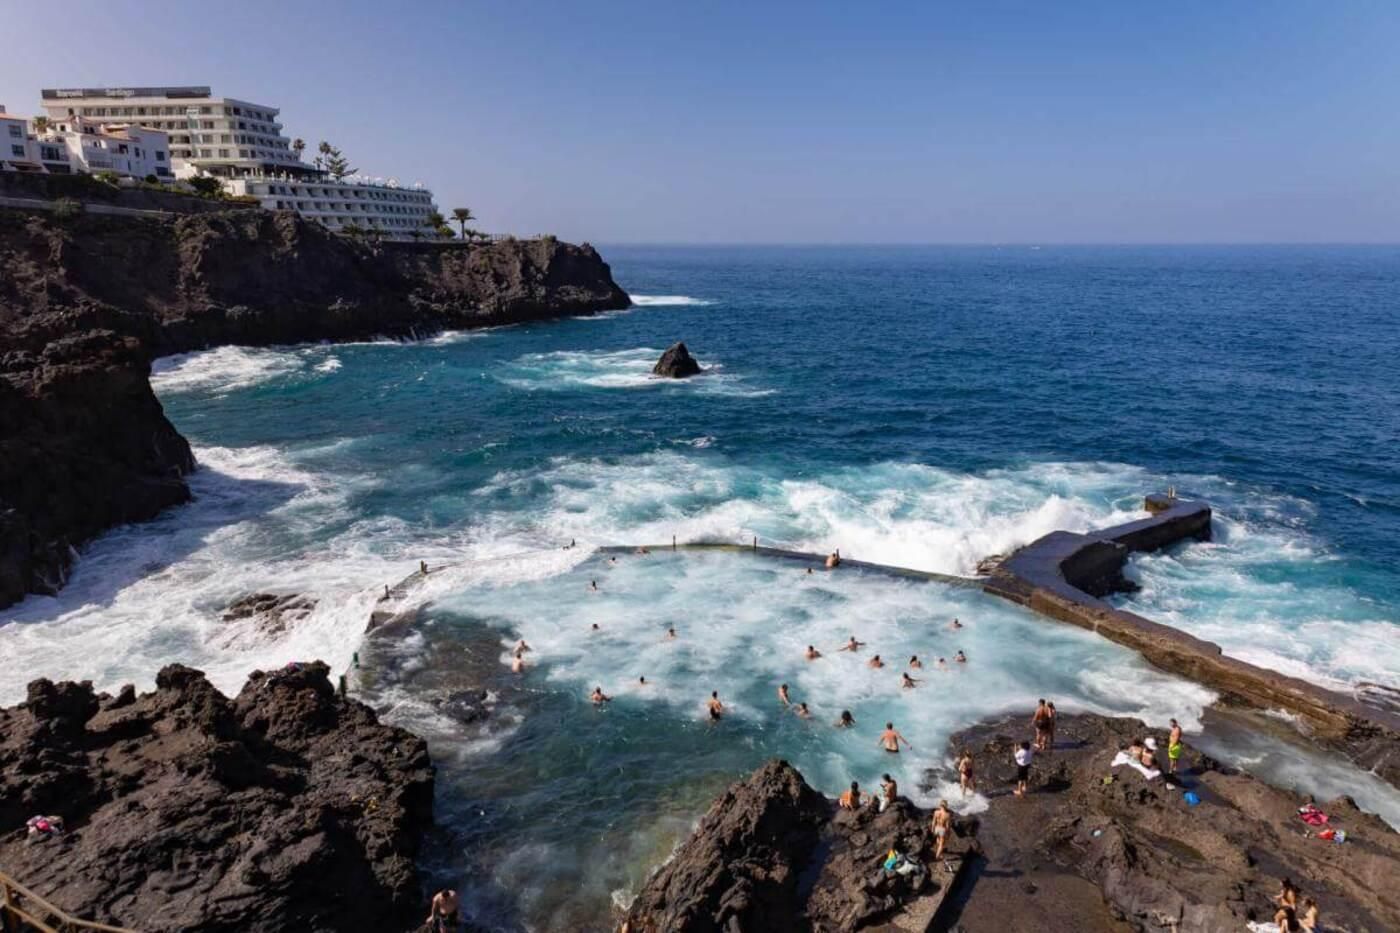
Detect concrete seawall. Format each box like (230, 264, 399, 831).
(984, 494, 1400, 787)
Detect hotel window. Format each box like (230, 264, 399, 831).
(7, 125, 20, 138)
(10, 144, 24, 157)
(219, 149, 230, 157)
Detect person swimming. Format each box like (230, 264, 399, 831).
(778, 683, 791, 706)
(948, 618, 963, 631)
(590, 686, 611, 705)
(909, 655, 923, 669)
(795, 702, 811, 718)
(706, 691, 724, 721)
(609, 556, 617, 565)
(511, 651, 526, 674)
(666, 626, 677, 639)
(937, 657, 949, 670)
(840, 636, 865, 652)
(836, 710, 855, 728)
(825, 551, 842, 569)
(901, 672, 919, 689)
(591, 622, 601, 632)
(805, 567, 814, 575)
(868, 654, 884, 669)
(879, 722, 912, 753)
(514, 639, 532, 654)
(638, 676, 648, 686)
(806, 645, 823, 660)
(588, 580, 598, 592)
(954, 650, 967, 664)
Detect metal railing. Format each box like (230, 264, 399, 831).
(0, 869, 138, 933)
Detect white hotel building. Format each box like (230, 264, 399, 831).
(37, 86, 441, 239)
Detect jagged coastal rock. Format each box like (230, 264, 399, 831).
(0, 661, 434, 932)
(624, 760, 951, 932)
(0, 208, 630, 608)
(628, 714, 1400, 933)
(652, 341, 703, 377)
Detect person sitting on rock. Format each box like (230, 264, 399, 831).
(839, 781, 862, 810)
(1273, 904, 1301, 933)
(427, 889, 459, 933)
(880, 773, 898, 810)
(1299, 896, 1319, 931)
(931, 800, 954, 860)
(1275, 878, 1299, 911)
(1141, 737, 1159, 769)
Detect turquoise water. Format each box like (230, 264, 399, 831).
(2, 246, 1398, 929)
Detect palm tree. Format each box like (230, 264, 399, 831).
(32, 115, 50, 136)
(451, 207, 475, 239)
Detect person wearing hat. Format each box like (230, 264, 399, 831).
(1141, 736, 1159, 770)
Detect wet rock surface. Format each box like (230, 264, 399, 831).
(624, 760, 955, 932)
(652, 341, 703, 377)
(0, 661, 435, 932)
(937, 712, 1400, 933)
(222, 592, 320, 636)
(0, 208, 630, 609)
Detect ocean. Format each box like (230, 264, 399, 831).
(3, 245, 1398, 929)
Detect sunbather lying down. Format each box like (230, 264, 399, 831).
(1111, 750, 1161, 781)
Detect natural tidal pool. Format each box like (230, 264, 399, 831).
(357, 549, 1217, 929)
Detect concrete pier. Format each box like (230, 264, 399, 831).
(984, 494, 1400, 787)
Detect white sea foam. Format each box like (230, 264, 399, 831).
(629, 295, 713, 307)
(495, 347, 772, 396)
(151, 345, 346, 395)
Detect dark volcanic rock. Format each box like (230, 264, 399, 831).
(939, 712, 1400, 933)
(652, 341, 702, 378)
(0, 661, 434, 933)
(0, 209, 630, 608)
(223, 592, 319, 636)
(625, 760, 948, 932)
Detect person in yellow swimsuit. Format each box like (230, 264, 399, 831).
(1167, 718, 1184, 774)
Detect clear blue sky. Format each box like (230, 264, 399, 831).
(3, 1, 1398, 243)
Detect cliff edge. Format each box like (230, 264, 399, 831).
(0, 208, 630, 607)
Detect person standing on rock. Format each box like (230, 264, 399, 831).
(1168, 718, 1184, 774)
(707, 691, 724, 721)
(1014, 741, 1034, 796)
(1032, 699, 1052, 750)
(427, 889, 459, 933)
(879, 722, 912, 754)
(931, 800, 954, 860)
(958, 749, 976, 796)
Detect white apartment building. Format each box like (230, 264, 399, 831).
(0, 105, 44, 172)
(40, 86, 303, 178)
(224, 176, 439, 238)
(36, 116, 171, 179)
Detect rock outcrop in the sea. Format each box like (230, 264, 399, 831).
(222, 592, 319, 636)
(624, 760, 950, 932)
(0, 208, 631, 608)
(652, 341, 702, 378)
(0, 661, 434, 932)
(937, 713, 1400, 933)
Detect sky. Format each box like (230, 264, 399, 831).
(2, 1, 1398, 244)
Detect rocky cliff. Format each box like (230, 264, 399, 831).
(0, 207, 630, 607)
(0, 661, 434, 932)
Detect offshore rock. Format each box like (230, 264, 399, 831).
(0, 209, 630, 608)
(938, 712, 1400, 933)
(222, 592, 319, 636)
(0, 661, 434, 933)
(652, 341, 703, 378)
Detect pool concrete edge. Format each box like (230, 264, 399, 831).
(983, 494, 1400, 789)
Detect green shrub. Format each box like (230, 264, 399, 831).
(51, 197, 83, 220)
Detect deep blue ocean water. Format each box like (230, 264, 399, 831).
(3, 245, 1398, 929)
